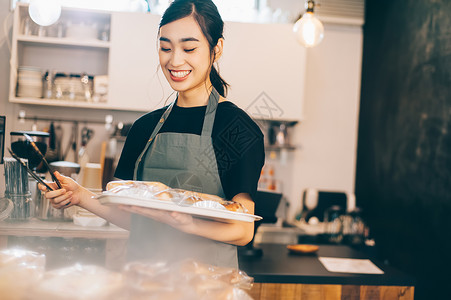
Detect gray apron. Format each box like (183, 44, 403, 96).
(129, 88, 238, 268)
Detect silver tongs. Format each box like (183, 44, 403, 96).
(23, 133, 63, 189)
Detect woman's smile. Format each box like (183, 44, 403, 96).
(169, 69, 192, 81)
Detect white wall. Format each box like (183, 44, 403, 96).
(287, 23, 363, 219)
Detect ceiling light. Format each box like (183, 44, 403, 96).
(293, 0, 324, 48)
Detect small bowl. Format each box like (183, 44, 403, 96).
(287, 244, 319, 254)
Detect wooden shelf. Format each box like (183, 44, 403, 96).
(17, 35, 111, 49)
(10, 97, 110, 109)
(10, 97, 150, 112)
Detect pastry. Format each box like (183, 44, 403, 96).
(223, 202, 246, 213)
(153, 191, 174, 201)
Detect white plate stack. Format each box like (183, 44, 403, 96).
(17, 66, 43, 98)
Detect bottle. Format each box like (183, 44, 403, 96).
(43, 70, 54, 99)
(265, 151, 277, 191)
(23, 17, 32, 35)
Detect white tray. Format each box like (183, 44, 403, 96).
(97, 194, 262, 223)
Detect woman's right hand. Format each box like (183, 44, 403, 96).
(38, 171, 86, 209)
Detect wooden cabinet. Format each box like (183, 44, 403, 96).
(248, 283, 414, 300)
(107, 12, 171, 111)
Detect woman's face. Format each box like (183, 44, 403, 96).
(158, 16, 214, 94)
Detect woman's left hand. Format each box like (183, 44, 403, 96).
(119, 205, 194, 230)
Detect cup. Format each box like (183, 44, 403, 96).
(81, 163, 102, 190)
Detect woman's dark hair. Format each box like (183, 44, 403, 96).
(159, 0, 229, 97)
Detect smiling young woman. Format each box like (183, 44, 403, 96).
(40, 0, 265, 269)
(158, 15, 219, 105)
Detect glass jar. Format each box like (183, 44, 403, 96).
(53, 72, 69, 99)
(324, 205, 344, 244)
(5, 192, 33, 221)
(43, 70, 54, 99)
(81, 73, 93, 101)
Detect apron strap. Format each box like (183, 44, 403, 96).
(133, 101, 175, 180)
(149, 101, 176, 142)
(201, 87, 220, 137)
(133, 87, 220, 180)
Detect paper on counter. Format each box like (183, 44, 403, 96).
(318, 257, 384, 274)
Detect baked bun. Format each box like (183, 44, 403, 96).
(223, 202, 246, 213)
(196, 193, 224, 203)
(153, 191, 174, 201)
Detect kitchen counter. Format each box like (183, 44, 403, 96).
(239, 243, 415, 300)
(0, 218, 129, 239)
(0, 218, 129, 269)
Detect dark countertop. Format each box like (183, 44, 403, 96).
(238, 244, 415, 286)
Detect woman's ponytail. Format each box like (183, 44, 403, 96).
(210, 64, 229, 97)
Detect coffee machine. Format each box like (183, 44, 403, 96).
(238, 190, 283, 258)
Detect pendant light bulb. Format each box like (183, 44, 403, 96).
(293, 0, 324, 48)
(28, 0, 62, 27)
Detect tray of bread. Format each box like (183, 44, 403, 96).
(97, 181, 262, 223)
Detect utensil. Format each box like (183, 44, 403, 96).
(23, 133, 63, 189)
(45, 121, 58, 162)
(3, 157, 32, 220)
(78, 126, 94, 161)
(8, 148, 54, 191)
(54, 124, 63, 161)
(63, 122, 78, 162)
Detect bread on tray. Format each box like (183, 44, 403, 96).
(104, 181, 248, 213)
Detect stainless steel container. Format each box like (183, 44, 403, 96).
(34, 161, 80, 221)
(35, 189, 73, 221)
